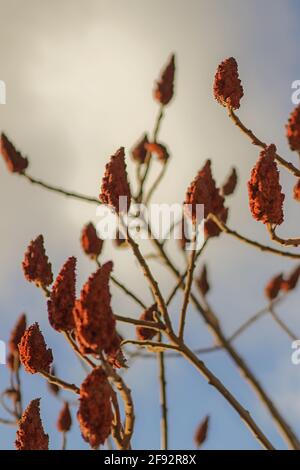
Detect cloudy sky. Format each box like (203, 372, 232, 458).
(1, 0, 300, 450)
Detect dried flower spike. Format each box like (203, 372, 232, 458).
(194, 415, 209, 448)
(22, 235, 53, 288)
(154, 54, 175, 106)
(81, 222, 103, 259)
(48, 257, 76, 332)
(221, 167, 238, 196)
(286, 104, 300, 151)
(19, 323, 53, 374)
(136, 304, 158, 341)
(145, 142, 169, 163)
(57, 402, 72, 432)
(100, 147, 131, 214)
(265, 273, 283, 301)
(196, 265, 210, 296)
(15, 399, 49, 450)
(281, 265, 300, 292)
(185, 160, 226, 229)
(9, 313, 27, 355)
(77, 367, 113, 449)
(248, 144, 285, 226)
(0, 133, 29, 173)
(131, 133, 149, 164)
(74, 261, 117, 354)
(213, 57, 243, 109)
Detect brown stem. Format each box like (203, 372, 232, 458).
(123, 224, 172, 332)
(267, 224, 300, 248)
(208, 213, 300, 260)
(0, 417, 17, 426)
(63, 331, 96, 369)
(228, 107, 300, 177)
(178, 230, 197, 340)
(177, 341, 274, 450)
(122, 339, 179, 353)
(133, 334, 274, 450)
(23, 173, 99, 204)
(38, 370, 80, 395)
(158, 333, 168, 450)
(136, 105, 164, 202)
(268, 306, 298, 341)
(100, 353, 135, 450)
(145, 161, 168, 205)
(115, 314, 165, 332)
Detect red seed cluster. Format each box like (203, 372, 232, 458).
(100, 147, 131, 214)
(222, 168, 238, 196)
(136, 304, 158, 341)
(185, 160, 226, 234)
(154, 54, 175, 106)
(74, 262, 117, 354)
(0, 133, 29, 173)
(9, 313, 27, 355)
(265, 273, 284, 300)
(145, 142, 169, 163)
(57, 402, 72, 432)
(15, 399, 49, 450)
(213, 57, 244, 109)
(81, 223, 103, 259)
(194, 415, 209, 448)
(281, 265, 300, 292)
(248, 145, 285, 226)
(131, 133, 149, 164)
(77, 367, 113, 449)
(196, 265, 210, 296)
(19, 323, 53, 374)
(22, 235, 53, 287)
(48, 257, 76, 332)
(286, 104, 300, 151)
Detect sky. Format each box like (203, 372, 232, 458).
(1, 0, 300, 450)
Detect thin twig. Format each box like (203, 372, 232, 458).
(207, 213, 300, 260)
(38, 370, 80, 395)
(269, 306, 298, 341)
(145, 161, 168, 205)
(100, 353, 134, 450)
(63, 331, 96, 369)
(177, 341, 275, 450)
(267, 224, 300, 248)
(136, 106, 164, 202)
(228, 107, 300, 177)
(157, 333, 168, 450)
(132, 334, 274, 450)
(115, 314, 165, 331)
(23, 173, 99, 204)
(122, 339, 179, 353)
(178, 229, 197, 340)
(123, 222, 173, 333)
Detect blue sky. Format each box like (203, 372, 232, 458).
(1, 0, 300, 450)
